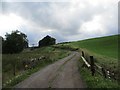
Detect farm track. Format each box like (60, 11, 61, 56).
(14, 52, 86, 88)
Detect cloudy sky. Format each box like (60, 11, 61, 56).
(0, 0, 119, 46)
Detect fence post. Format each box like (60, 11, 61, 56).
(101, 68, 107, 78)
(13, 64, 16, 76)
(90, 56, 95, 76)
(82, 51, 84, 57)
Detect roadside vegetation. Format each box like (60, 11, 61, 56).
(78, 58, 119, 88)
(3, 46, 70, 88)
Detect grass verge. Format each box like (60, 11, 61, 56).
(78, 58, 120, 88)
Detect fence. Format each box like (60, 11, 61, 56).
(81, 51, 117, 80)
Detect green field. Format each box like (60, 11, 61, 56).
(70, 35, 118, 59)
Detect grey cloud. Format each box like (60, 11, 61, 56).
(1, 1, 118, 45)
(2, 2, 85, 34)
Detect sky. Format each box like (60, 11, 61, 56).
(0, 0, 119, 46)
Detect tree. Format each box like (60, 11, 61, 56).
(2, 30, 28, 54)
(39, 35, 56, 47)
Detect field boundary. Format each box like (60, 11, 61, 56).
(81, 51, 117, 80)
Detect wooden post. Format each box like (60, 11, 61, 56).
(90, 56, 95, 76)
(13, 64, 16, 76)
(101, 68, 107, 78)
(82, 51, 84, 57)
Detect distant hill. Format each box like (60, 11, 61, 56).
(68, 35, 119, 59)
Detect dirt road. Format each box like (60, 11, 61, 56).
(14, 52, 86, 88)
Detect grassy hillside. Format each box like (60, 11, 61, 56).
(70, 35, 118, 59)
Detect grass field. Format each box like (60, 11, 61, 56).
(2, 46, 70, 88)
(69, 35, 118, 59)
